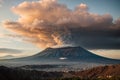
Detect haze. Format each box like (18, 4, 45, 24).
(0, 0, 120, 59)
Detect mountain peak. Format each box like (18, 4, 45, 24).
(8, 46, 120, 64)
(45, 47, 53, 50)
(45, 46, 83, 50)
(33, 46, 118, 62)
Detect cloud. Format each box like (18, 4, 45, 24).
(0, 48, 23, 54)
(0, 55, 15, 59)
(3, 0, 120, 49)
(0, 33, 5, 38)
(0, 0, 3, 7)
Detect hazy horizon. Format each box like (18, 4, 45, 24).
(0, 0, 120, 59)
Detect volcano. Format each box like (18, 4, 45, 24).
(16, 46, 120, 64)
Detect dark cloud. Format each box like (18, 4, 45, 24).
(0, 0, 2, 3)
(3, 0, 120, 49)
(67, 27, 120, 49)
(0, 0, 2, 7)
(0, 48, 23, 54)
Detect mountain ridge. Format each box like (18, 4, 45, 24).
(21, 46, 120, 64)
(2, 46, 120, 65)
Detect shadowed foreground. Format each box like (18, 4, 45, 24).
(0, 64, 120, 80)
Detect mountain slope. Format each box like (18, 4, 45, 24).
(73, 64, 120, 78)
(18, 46, 120, 64)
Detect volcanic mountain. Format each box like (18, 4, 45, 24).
(16, 46, 120, 64)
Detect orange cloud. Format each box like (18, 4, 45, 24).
(3, 0, 120, 49)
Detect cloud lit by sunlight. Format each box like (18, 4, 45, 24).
(3, 0, 120, 49)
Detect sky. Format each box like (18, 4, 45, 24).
(0, 0, 120, 59)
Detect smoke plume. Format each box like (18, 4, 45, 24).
(3, 0, 120, 49)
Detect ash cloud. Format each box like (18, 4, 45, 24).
(0, 0, 2, 7)
(3, 0, 120, 49)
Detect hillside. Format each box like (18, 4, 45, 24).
(72, 64, 120, 78)
(12, 46, 120, 64)
(0, 64, 120, 80)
